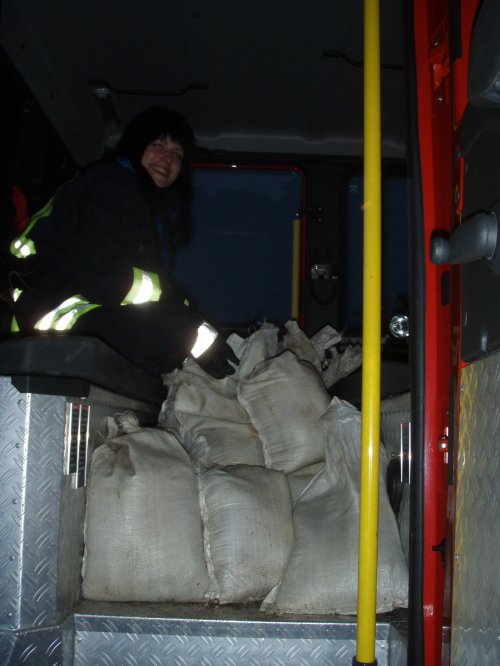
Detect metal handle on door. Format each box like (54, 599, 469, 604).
(430, 202, 500, 275)
(430, 201, 500, 275)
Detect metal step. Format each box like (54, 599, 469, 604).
(72, 602, 407, 666)
(0, 603, 407, 665)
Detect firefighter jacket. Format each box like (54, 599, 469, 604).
(11, 159, 185, 331)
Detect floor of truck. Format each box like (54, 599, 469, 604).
(76, 598, 407, 625)
(71, 601, 408, 665)
(1, 602, 408, 665)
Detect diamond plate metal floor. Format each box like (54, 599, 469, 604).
(72, 602, 407, 666)
(0, 608, 407, 666)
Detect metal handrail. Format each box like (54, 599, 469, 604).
(355, 0, 382, 664)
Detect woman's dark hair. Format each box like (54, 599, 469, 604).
(113, 107, 195, 249)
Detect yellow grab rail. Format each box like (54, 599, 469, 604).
(291, 216, 301, 320)
(355, 0, 382, 664)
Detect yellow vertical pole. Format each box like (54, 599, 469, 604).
(356, 0, 381, 664)
(291, 216, 301, 319)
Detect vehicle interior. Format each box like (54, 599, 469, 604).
(0, 0, 411, 393)
(0, 1, 416, 664)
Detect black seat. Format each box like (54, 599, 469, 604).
(0, 335, 167, 404)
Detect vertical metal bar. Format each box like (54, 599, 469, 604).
(291, 216, 301, 319)
(64, 402, 73, 475)
(355, 0, 381, 664)
(81, 404, 91, 487)
(74, 404, 82, 489)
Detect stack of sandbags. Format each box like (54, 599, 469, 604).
(261, 398, 408, 614)
(82, 423, 293, 603)
(162, 322, 335, 475)
(83, 322, 405, 611)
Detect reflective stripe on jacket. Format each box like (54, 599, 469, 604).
(10, 196, 55, 258)
(28, 267, 162, 331)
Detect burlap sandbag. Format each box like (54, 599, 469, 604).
(262, 398, 408, 614)
(199, 464, 294, 603)
(82, 427, 209, 602)
(171, 361, 264, 467)
(237, 350, 330, 473)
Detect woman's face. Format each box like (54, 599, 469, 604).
(140, 134, 184, 188)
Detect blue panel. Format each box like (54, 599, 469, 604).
(171, 167, 303, 327)
(344, 175, 409, 332)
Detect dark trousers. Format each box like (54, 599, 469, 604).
(73, 300, 201, 376)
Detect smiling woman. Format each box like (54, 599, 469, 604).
(6, 106, 238, 379)
(113, 106, 194, 197)
(141, 137, 184, 188)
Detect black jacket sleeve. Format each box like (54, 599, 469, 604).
(55, 164, 158, 305)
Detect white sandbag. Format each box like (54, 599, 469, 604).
(101, 410, 141, 439)
(157, 380, 181, 431)
(286, 462, 324, 505)
(82, 427, 209, 602)
(282, 320, 323, 373)
(310, 324, 343, 359)
(159, 356, 208, 430)
(322, 343, 362, 389)
(262, 398, 408, 614)
(199, 464, 294, 603)
(186, 428, 264, 468)
(232, 321, 335, 378)
(232, 323, 281, 379)
(284, 322, 361, 388)
(163, 358, 264, 467)
(238, 350, 330, 473)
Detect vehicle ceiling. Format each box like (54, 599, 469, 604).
(0, 0, 407, 166)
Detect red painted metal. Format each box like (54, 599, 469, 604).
(452, 1, 482, 127)
(413, 1, 481, 663)
(413, 2, 454, 664)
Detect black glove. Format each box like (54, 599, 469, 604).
(194, 335, 239, 379)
